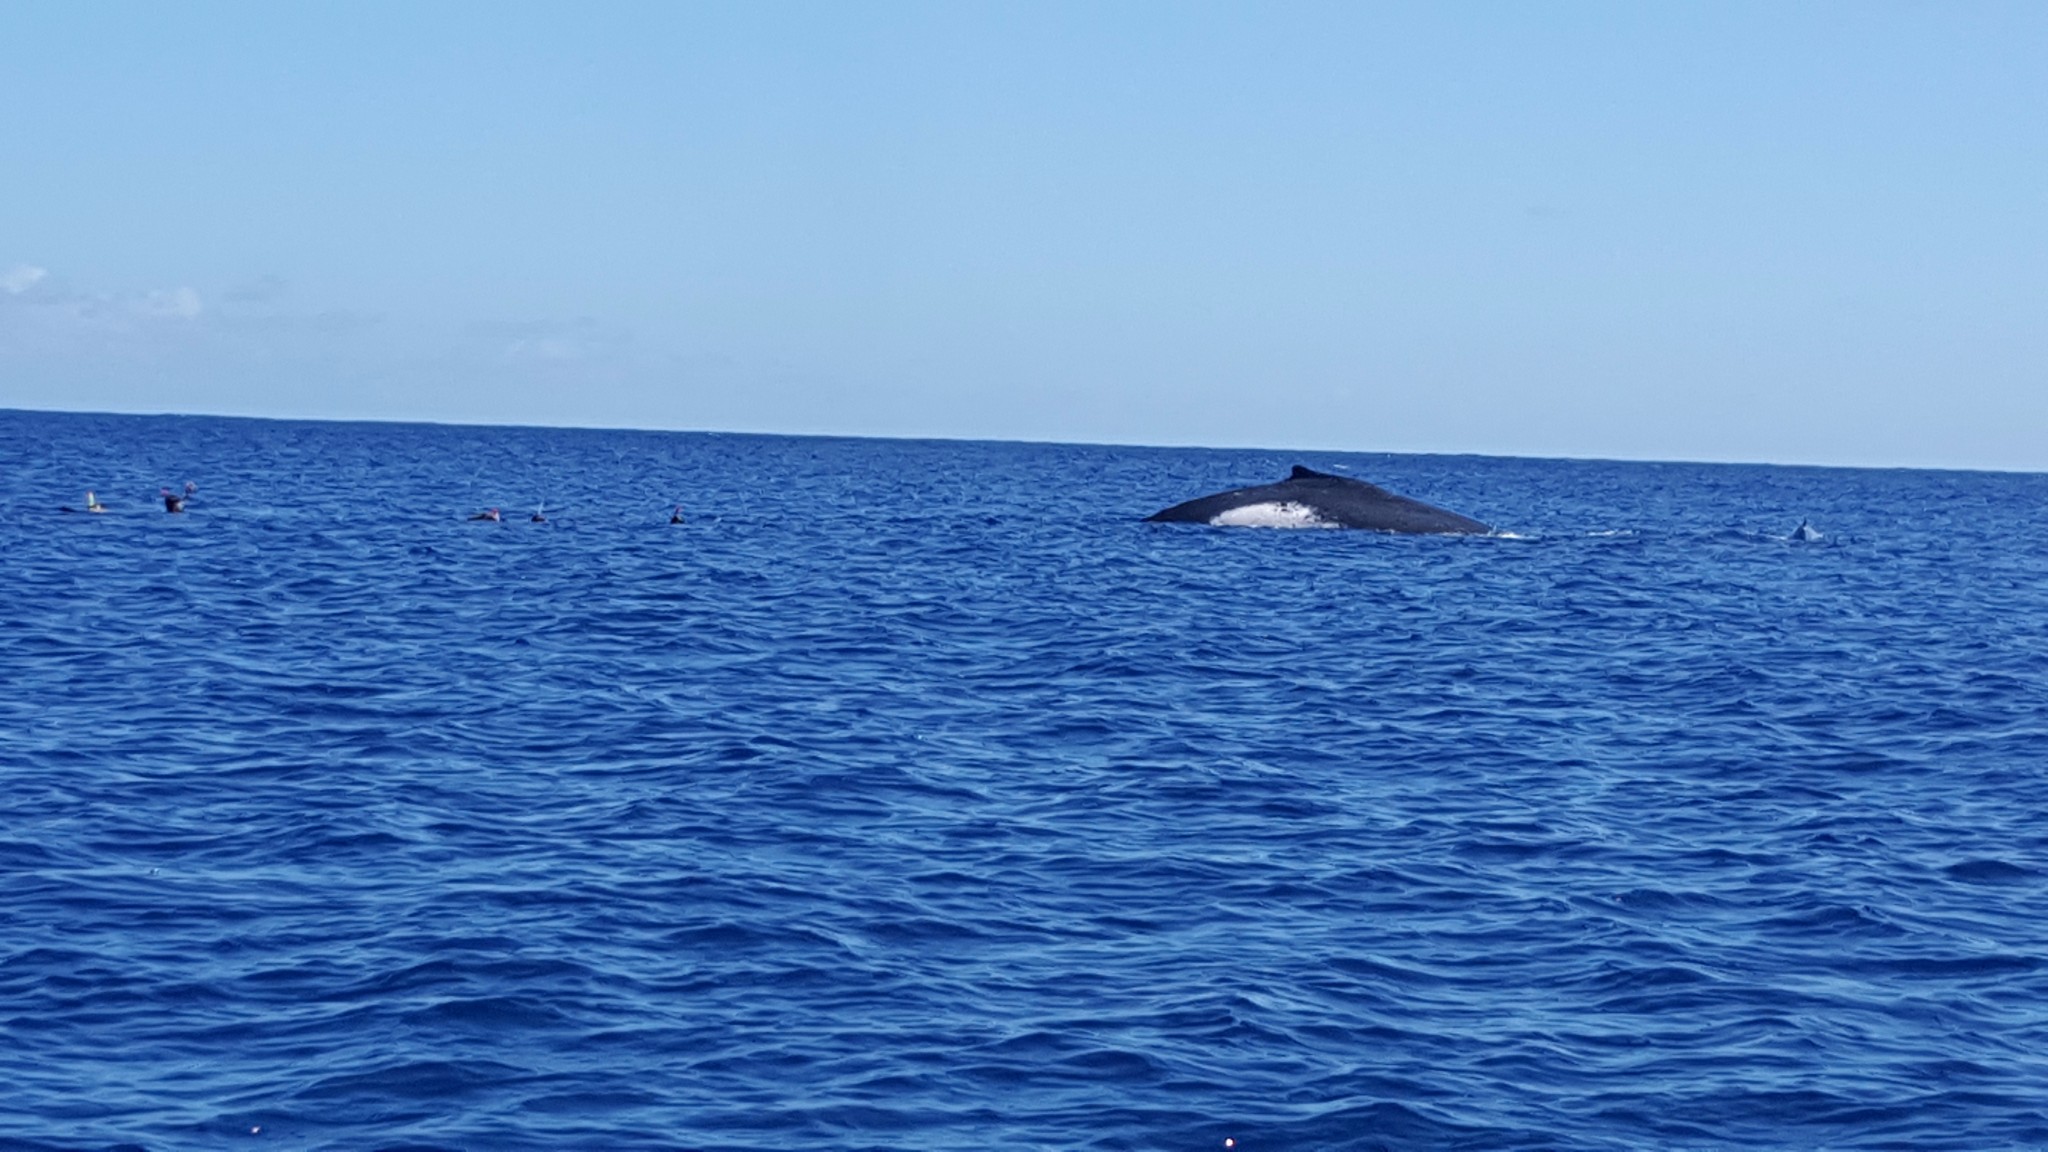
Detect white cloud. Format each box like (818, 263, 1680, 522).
(143, 286, 203, 319)
(505, 336, 581, 361)
(2, 264, 47, 294)
(472, 316, 629, 364)
(224, 274, 287, 304)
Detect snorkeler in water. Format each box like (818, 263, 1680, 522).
(469, 508, 502, 522)
(62, 490, 108, 513)
(161, 481, 196, 513)
(669, 505, 685, 524)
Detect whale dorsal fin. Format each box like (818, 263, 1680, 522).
(1289, 465, 1339, 480)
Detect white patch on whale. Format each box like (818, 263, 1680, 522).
(1208, 501, 1338, 529)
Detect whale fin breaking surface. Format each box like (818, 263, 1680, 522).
(1147, 465, 1490, 535)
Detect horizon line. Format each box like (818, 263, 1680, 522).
(3, 403, 2037, 479)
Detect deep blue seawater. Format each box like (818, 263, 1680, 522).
(4, 409, 2048, 1152)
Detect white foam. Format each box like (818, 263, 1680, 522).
(1209, 502, 1338, 529)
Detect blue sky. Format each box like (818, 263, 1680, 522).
(3, 1, 2043, 469)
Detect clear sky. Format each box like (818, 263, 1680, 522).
(2, 1, 2043, 470)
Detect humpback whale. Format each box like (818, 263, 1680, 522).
(1146, 465, 1490, 534)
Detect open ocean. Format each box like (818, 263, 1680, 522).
(4, 408, 2047, 1152)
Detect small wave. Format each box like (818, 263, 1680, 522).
(1943, 859, 2038, 884)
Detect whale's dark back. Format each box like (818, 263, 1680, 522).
(1147, 465, 1490, 534)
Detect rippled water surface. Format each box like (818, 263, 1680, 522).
(5, 409, 2048, 1151)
